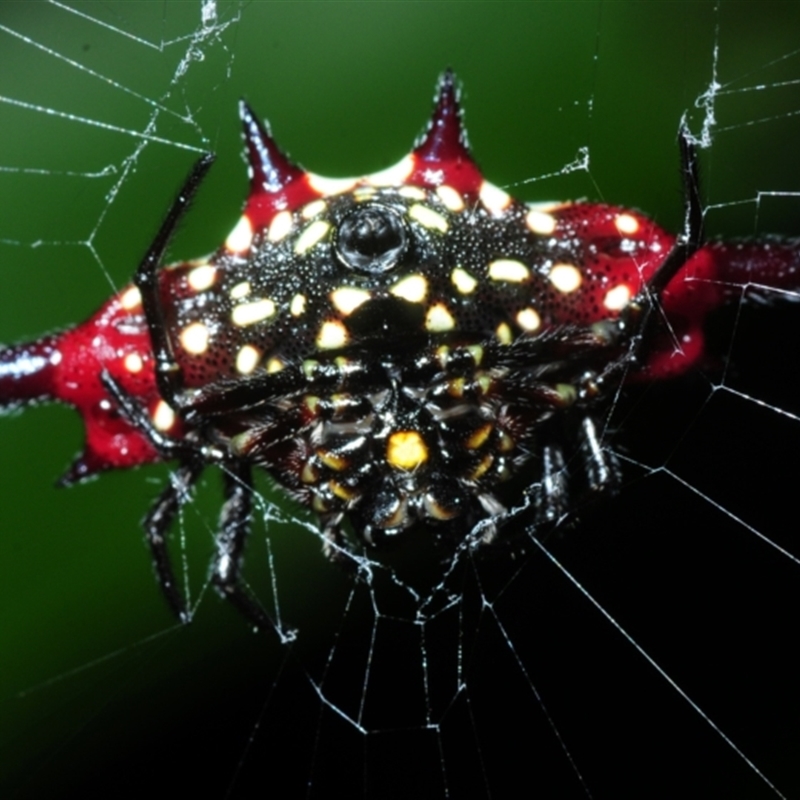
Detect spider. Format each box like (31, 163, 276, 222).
(2, 70, 798, 633)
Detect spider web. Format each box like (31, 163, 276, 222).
(1, 2, 800, 798)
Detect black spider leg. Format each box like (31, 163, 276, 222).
(611, 122, 705, 380)
(572, 124, 704, 499)
(143, 461, 204, 623)
(135, 152, 216, 407)
(102, 371, 208, 622)
(212, 461, 275, 634)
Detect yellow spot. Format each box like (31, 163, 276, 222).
(516, 307, 541, 332)
(330, 286, 371, 315)
(353, 186, 377, 202)
(499, 432, 515, 453)
(304, 395, 320, 414)
(312, 495, 329, 513)
(307, 174, 357, 195)
(488, 259, 530, 283)
(435, 345, 450, 367)
(615, 213, 639, 235)
(187, 264, 217, 292)
(120, 286, 141, 310)
(496, 322, 512, 344)
(603, 284, 632, 311)
(235, 344, 260, 375)
(317, 449, 348, 471)
(123, 353, 143, 373)
(448, 377, 465, 397)
(525, 209, 557, 235)
(451, 267, 477, 294)
(477, 374, 493, 394)
(290, 293, 307, 316)
(329, 480, 357, 501)
(466, 423, 493, 450)
(230, 281, 251, 300)
(267, 358, 285, 373)
(232, 298, 276, 327)
(387, 431, 429, 470)
(549, 263, 582, 293)
(303, 359, 320, 378)
(467, 344, 484, 365)
(389, 274, 428, 303)
(366, 155, 414, 186)
(225, 215, 253, 253)
(316, 319, 349, 350)
(300, 461, 319, 484)
(479, 180, 511, 215)
(423, 493, 459, 521)
(409, 204, 448, 233)
(301, 199, 326, 219)
(267, 210, 294, 242)
(152, 400, 176, 432)
(398, 186, 426, 201)
(556, 383, 577, 404)
(179, 322, 210, 354)
(469, 453, 494, 481)
(436, 184, 464, 212)
(425, 303, 456, 332)
(294, 219, 331, 254)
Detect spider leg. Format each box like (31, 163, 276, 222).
(535, 443, 569, 525)
(101, 370, 225, 464)
(134, 153, 215, 408)
(212, 461, 275, 633)
(578, 415, 621, 494)
(143, 460, 205, 623)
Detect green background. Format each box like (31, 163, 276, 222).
(1, 2, 800, 797)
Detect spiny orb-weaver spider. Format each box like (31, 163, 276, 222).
(2, 71, 799, 633)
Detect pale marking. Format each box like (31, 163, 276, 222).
(330, 286, 371, 315)
(152, 400, 176, 432)
(525, 209, 557, 235)
(387, 430, 429, 470)
(290, 293, 307, 316)
(549, 263, 582, 293)
(301, 199, 326, 220)
(232, 298, 276, 327)
(307, 174, 357, 195)
(267, 358, 285, 373)
(225, 215, 253, 253)
(268, 210, 294, 242)
(436, 184, 464, 212)
(179, 322, 210, 354)
(496, 322, 512, 344)
(488, 258, 530, 283)
(398, 186, 426, 201)
(425, 302, 456, 332)
(294, 219, 331, 255)
(230, 281, 251, 300)
(409, 203, 448, 233)
(187, 264, 217, 292)
(123, 353, 143, 373)
(516, 307, 542, 332)
(120, 286, 142, 310)
(603, 284, 632, 311)
(235, 344, 260, 375)
(615, 213, 639, 235)
(451, 267, 477, 294)
(366, 155, 414, 186)
(479, 180, 511, 215)
(316, 319, 349, 350)
(353, 186, 377, 202)
(389, 274, 427, 303)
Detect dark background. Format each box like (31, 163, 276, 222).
(1, 2, 800, 797)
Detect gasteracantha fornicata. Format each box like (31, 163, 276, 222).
(2, 70, 799, 632)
